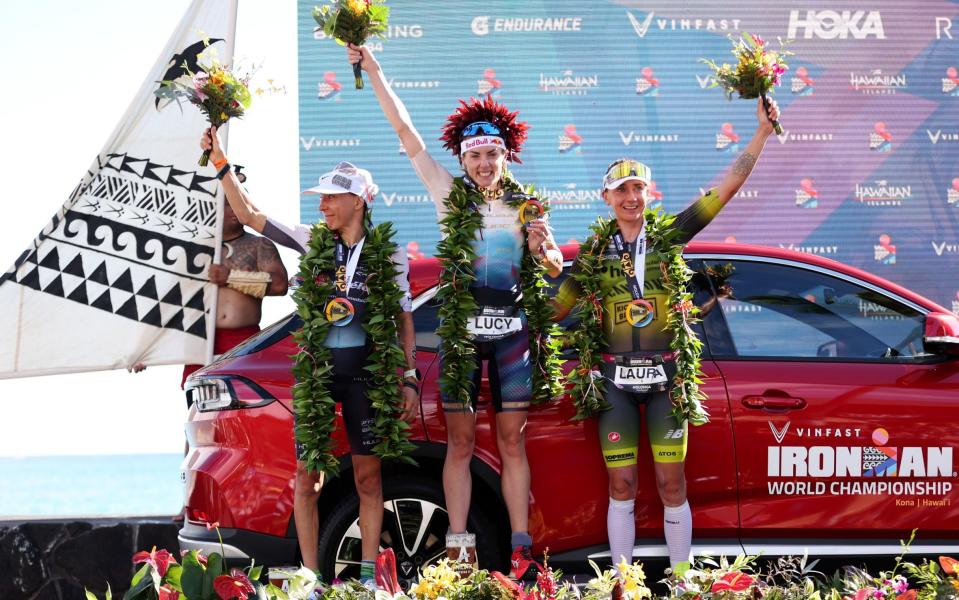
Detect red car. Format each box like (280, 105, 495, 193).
(178, 243, 959, 581)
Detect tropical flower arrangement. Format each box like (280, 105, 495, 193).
(313, 0, 390, 89)
(87, 530, 959, 600)
(700, 32, 791, 135)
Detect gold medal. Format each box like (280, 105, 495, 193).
(625, 299, 654, 328)
(518, 199, 544, 224)
(324, 297, 355, 327)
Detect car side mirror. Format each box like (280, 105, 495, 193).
(923, 312, 959, 356)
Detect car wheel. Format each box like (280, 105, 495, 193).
(317, 476, 503, 587)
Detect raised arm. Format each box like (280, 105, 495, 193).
(714, 98, 781, 205)
(201, 126, 269, 233)
(347, 44, 426, 159)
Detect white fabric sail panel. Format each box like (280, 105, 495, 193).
(0, 0, 238, 379)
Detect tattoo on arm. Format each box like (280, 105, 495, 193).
(732, 152, 758, 177)
(256, 238, 289, 295)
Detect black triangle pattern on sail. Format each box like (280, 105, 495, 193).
(88, 262, 110, 285)
(137, 276, 158, 300)
(164, 309, 185, 331)
(39, 247, 60, 270)
(115, 295, 139, 321)
(63, 254, 85, 278)
(185, 289, 205, 311)
(110, 268, 134, 292)
(68, 281, 89, 305)
(186, 315, 206, 338)
(161, 283, 182, 305)
(43, 275, 65, 298)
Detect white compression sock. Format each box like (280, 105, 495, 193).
(663, 501, 692, 568)
(607, 497, 636, 568)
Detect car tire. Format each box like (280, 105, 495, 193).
(317, 475, 504, 586)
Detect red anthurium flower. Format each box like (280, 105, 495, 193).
(940, 556, 959, 575)
(375, 548, 402, 594)
(159, 585, 180, 600)
(710, 571, 754, 593)
(132, 547, 177, 578)
(214, 569, 256, 600)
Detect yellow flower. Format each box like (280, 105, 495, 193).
(220, 112, 228, 121)
(347, 0, 367, 15)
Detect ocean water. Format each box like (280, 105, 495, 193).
(0, 453, 183, 518)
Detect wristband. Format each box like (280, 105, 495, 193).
(403, 368, 420, 381)
(216, 163, 232, 180)
(212, 157, 229, 169)
(403, 380, 419, 393)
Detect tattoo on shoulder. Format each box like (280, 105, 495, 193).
(732, 152, 758, 177)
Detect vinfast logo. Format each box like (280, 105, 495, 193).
(379, 192, 431, 208)
(927, 130, 959, 144)
(635, 67, 660, 96)
(932, 241, 959, 257)
(715, 123, 740, 152)
(936, 17, 953, 40)
(849, 69, 907, 95)
(558, 125, 583, 154)
(943, 67, 959, 95)
(478, 68, 502, 97)
(698, 187, 758, 200)
(315, 24, 423, 40)
(775, 130, 834, 144)
(387, 78, 440, 89)
(874, 234, 896, 264)
(795, 178, 818, 208)
(626, 11, 741, 38)
(791, 66, 815, 96)
(778, 243, 839, 256)
(787, 10, 885, 40)
(695, 74, 716, 89)
(539, 70, 598, 96)
(300, 136, 360, 151)
(619, 131, 680, 146)
(317, 72, 342, 101)
(471, 15, 582, 36)
(854, 179, 911, 206)
(537, 184, 601, 209)
(869, 122, 893, 152)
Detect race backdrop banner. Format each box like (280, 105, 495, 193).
(297, 0, 959, 315)
(0, 0, 238, 378)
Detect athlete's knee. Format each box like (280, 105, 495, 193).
(656, 472, 687, 506)
(446, 432, 475, 461)
(354, 471, 381, 499)
(496, 425, 526, 455)
(608, 470, 638, 500)
(295, 463, 323, 501)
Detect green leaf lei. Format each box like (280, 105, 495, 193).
(567, 210, 710, 425)
(435, 174, 563, 409)
(292, 221, 415, 477)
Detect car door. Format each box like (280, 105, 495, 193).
(699, 256, 959, 552)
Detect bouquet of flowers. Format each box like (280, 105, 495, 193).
(313, 0, 390, 89)
(700, 32, 791, 134)
(155, 50, 254, 166)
